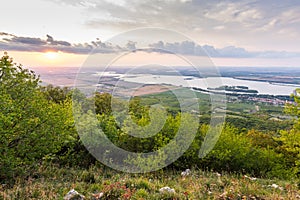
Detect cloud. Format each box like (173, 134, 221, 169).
(41, 0, 300, 52)
(46, 35, 71, 46)
(49, 0, 300, 33)
(203, 2, 263, 26)
(217, 46, 254, 58)
(7, 36, 46, 46)
(126, 41, 137, 51)
(0, 32, 299, 58)
(0, 33, 122, 54)
(148, 41, 300, 58)
(0, 32, 16, 37)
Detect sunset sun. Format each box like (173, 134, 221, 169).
(44, 51, 58, 60)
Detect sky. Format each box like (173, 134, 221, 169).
(0, 0, 300, 67)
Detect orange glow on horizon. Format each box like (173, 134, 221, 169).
(44, 51, 58, 60)
(2, 51, 87, 68)
(1, 50, 299, 69)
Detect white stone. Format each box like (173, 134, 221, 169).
(63, 189, 85, 200)
(159, 186, 175, 193)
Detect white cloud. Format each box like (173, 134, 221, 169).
(204, 2, 263, 25)
(213, 25, 225, 30)
(3, 0, 300, 52)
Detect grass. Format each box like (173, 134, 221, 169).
(1, 165, 299, 199)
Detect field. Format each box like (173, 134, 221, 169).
(138, 87, 284, 116)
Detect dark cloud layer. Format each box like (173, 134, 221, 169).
(0, 32, 299, 58)
(0, 32, 122, 54)
(46, 35, 71, 46)
(149, 41, 300, 58)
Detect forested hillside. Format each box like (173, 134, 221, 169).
(1, 53, 300, 199)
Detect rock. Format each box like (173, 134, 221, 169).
(159, 186, 175, 193)
(214, 172, 221, 177)
(269, 183, 283, 190)
(63, 189, 85, 200)
(243, 175, 257, 181)
(181, 169, 191, 177)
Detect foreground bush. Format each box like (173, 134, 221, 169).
(0, 53, 75, 182)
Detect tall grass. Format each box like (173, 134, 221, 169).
(1, 164, 299, 199)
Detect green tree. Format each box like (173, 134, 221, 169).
(128, 96, 150, 121)
(0, 53, 73, 182)
(41, 84, 71, 104)
(95, 92, 112, 115)
(276, 89, 300, 175)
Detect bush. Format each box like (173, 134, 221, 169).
(0, 53, 77, 182)
(200, 125, 290, 178)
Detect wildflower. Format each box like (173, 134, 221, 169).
(181, 169, 191, 177)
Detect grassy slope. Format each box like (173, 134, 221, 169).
(1, 165, 299, 199)
(1, 89, 295, 199)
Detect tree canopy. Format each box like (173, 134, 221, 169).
(0, 53, 75, 181)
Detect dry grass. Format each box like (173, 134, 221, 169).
(1, 165, 299, 199)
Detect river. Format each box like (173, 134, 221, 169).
(121, 75, 300, 96)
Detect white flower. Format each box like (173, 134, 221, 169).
(181, 169, 191, 177)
